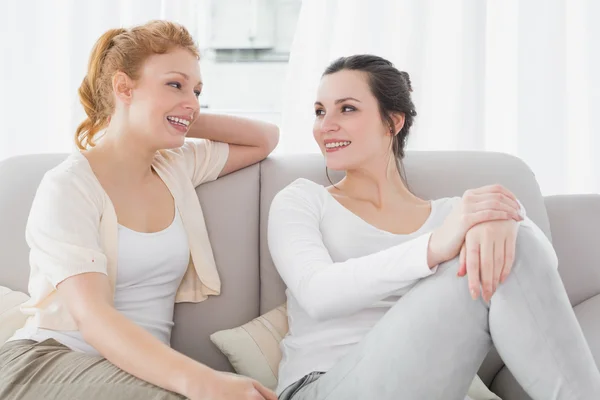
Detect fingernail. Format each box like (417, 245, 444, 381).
(470, 288, 477, 299)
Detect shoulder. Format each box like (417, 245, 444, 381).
(155, 139, 229, 185)
(271, 178, 327, 209)
(268, 179, 330, 226)
(156, 139, 227, 163)
(154, 143, 188, 167)
(37, 153, 104, 204)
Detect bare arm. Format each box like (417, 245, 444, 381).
(57, 272, 210, 397)
(187, 113, 279, 177)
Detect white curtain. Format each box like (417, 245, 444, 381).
(280, 0, 600, 195)
(0, 0, 203, 161)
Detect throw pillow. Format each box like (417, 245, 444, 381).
(210, 304, 288, 390)
(0, 286, 30, 344)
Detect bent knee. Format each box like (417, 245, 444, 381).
(514, 224, 558, 271)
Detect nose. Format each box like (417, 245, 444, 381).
(182, 92, 200, 119)
(319, 113, 340, 133)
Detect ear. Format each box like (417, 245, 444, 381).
(112, 71, 134, 104)
(389, 113, 406, 136)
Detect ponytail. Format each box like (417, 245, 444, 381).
(74, 21, 199, 149)
(75, 28, 126, 150)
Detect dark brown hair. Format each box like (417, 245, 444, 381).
(322, 54, 416, 185)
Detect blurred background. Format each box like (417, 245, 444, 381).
(1, 0, 598, 195)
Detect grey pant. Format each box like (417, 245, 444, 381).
(0, 338, 185, 400)
(281, 227, 600, 400)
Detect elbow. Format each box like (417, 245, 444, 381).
(71, 301, 111, 337)
(299, 296, 335, 322)
(304, 304, 328, 322)
(267, 125, 279, 154)
(262, 124, 280, 154)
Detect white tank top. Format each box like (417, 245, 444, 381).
(16, 207, 190, 355)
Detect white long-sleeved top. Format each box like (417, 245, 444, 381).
(268, 178, 552, 394)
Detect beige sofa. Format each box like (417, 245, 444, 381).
(1, 151, 599, 400)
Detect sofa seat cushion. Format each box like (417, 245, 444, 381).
(574, 293, 600, 367)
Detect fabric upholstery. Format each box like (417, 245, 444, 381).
(544, 194, 600, 306)
(210, 304, 288, 390)
(0, 286, 29, 344)
(172, 164, 261, 371)
(2, 150, 598, 398)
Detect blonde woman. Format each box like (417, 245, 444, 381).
(0, 21, 278, 400)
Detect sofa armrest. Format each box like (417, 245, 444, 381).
(545, 194, 600, 307)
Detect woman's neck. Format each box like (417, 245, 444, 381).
(336, 156, 419, 209)
(85, 124, 157, 185)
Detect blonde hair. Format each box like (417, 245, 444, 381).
(75, 20, 200, 149)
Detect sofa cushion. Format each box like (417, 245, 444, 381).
(0, 154, 68, 293)
(171, 164, 261, 372)
(0, 286, 30, 344)
(545, 194, 600, 307)
(573, 293, 600, 368)
(210, 304, 288, 390)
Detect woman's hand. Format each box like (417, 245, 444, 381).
(428, 185, 523, 267)
(187, 370, 278, 400)
(458, 220, 519, 302)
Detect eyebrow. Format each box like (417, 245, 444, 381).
(165, 71, 203, 86)
(314, 97, 361, 106)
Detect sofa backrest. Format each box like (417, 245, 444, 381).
(0, 154, 67, 293)
(0, 150, 551, 379)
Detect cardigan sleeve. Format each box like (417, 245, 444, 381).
(26, 169, 108, 288)
(179, 138, 230, 187)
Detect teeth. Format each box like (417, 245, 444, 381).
(167, 116, 190, 127)
(325, 141, 351, 148)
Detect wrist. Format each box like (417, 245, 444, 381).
(427, 231, 444, 268)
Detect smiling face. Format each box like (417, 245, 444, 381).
(126, 47, 202, 150)
(313, 69, 395, 171)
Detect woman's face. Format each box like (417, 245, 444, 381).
(127, 47, 202, 149)
(313, 70, 393, 171)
